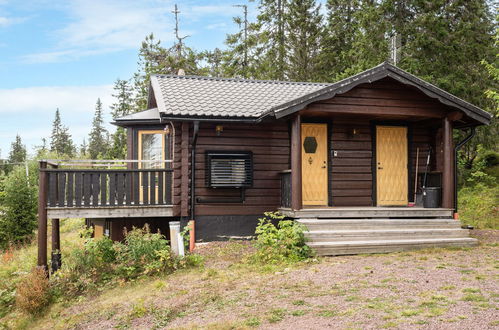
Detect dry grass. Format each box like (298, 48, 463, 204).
(1, 230, 498, 329)
(15, 267, 51, 315)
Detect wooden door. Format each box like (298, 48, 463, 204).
(301, 123, 328, 206)
(376, 126, 408, 206)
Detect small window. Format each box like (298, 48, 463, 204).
(206, 151, 253, 188)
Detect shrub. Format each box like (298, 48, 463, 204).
(0, 164, 38, 249)
(53, 225, 203, 298)
(15, 268, 51, 315)
(252, 211, 311, 263)
(459, 184, 499, 229)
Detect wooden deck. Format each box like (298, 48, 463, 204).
(46, 205, 173, 219)
(279, 207, 454, 219)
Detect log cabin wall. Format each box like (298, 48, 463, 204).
(329, 118, 373, 206)
(192, 122, 290, 216)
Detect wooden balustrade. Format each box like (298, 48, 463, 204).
(42, 168, 173, 208)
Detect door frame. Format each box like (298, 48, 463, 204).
(371, 121, 413, 206)
(300, 121, 330, 206)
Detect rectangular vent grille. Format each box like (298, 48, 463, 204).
(206, 152, 253, 188)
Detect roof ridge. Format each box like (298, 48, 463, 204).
(151, 73, 331, 86)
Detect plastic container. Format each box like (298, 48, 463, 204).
(423, 187, 441, 208)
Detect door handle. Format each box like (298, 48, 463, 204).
(378, 167, 383, 170)
(321, 165, 326, 169)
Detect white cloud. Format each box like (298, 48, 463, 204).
(0, 15, 25, 27)
(23, 0, 174, 63)
(0, 84, 114, 114)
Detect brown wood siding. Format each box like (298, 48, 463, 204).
(311, 79, 441, 206)
(192, 122, 290, 216)
(330, 119, 373, 206)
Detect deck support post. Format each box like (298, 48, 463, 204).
(51, 218, 61, 272)
(37, 161, 48, 272)
(291, 114, 302, 210)
(442, 116, 454, 209)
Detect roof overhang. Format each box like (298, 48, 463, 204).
(271, 62, 492, 125)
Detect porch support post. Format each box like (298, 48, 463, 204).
(51, 218, 61, 272)
(291, 114, 302, 210)
(37, 161, 48, 272)
(442, 116, 454, 209)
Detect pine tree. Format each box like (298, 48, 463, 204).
(286, 0, 323, 81)
(108, 79, 133, 159)
(87, 98, 109, 159)
(8, 135, 26, 164)
(80, 138, 87, 156)
(50, 108, 76, 156)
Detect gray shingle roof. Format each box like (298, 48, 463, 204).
(150, 74, 329, 118)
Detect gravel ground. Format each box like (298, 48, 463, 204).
(29, 231, 499, 330)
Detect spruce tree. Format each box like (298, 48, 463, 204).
(253, 0, 289, 80)
(8, 135, 26, 164)
(50, 108, 76, 156)
(108, 79, 133, 159)
(286, 0, 323, 81)
(87, 98, 109, 159)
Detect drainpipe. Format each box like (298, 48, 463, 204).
(454, 127, 476, 214)
(190, 121, 200, 220)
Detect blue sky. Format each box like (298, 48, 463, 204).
(0, 0, 257, 158)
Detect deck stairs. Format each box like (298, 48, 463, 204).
(282, 208, 478, 256)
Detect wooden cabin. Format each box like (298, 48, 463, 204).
(37, 62, 492, 266)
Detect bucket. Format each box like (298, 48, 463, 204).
(423, 187, 441, 208)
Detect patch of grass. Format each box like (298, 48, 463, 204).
(462, 287, 481, 293)
(291, 310, 306, 316)
(244, 316, 260, 327)
(381, 321, 398, 328)
(267, 308, 286, 323)
(439, 285, 456, 291)
(461, 293, 488, 302)
(459, 184, 499, 229)
(401, 309, 421, 317)
(317, 309, 337, 317)
(292, 299, 305, 306)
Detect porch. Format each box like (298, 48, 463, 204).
(37, 159, 174, 269)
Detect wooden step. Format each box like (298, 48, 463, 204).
(305, 228, 470, 242)
(282, 207, 454, 219)
(297, 218, 462, 230)
(308, 238, 478, 256)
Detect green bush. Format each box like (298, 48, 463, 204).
(459, 184, 499, 229)
(0, 165, 38, 249)
(53, 225, 203, 298)
(252, 211, 312, 264)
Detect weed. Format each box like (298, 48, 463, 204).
(462, 287, 481, 293)
(15, 267, 51, 315)
(401, 309, 420, 317)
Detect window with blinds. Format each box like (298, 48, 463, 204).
(206, 152, 253, 188)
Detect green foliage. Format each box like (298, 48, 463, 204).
(252, 211, 311, 264)
(53, 225, 204, 298)
(88, 98, 109, 159)
(0, 164, 38, 249)
(50, 108, 76, 157)
(108, 79, 133, 159)
(8, 135, 26, 165)
(459, 184, 498, 229)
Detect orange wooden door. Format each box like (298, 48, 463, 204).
(376, 126, 408, 206)
(301, 123, 328, 206)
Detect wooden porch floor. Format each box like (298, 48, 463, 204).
(279, 207, 454, 219)
(47, 205, 173, 219)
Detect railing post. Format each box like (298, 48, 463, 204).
(37, 161, 48, 272)
(51, 218, 61, 272)
(291, 115, 302, 210)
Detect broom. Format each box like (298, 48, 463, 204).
(409, 147, 419, 207)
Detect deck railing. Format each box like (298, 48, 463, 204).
(41, 160, 173, 208)
(279, 170, 292, 208)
